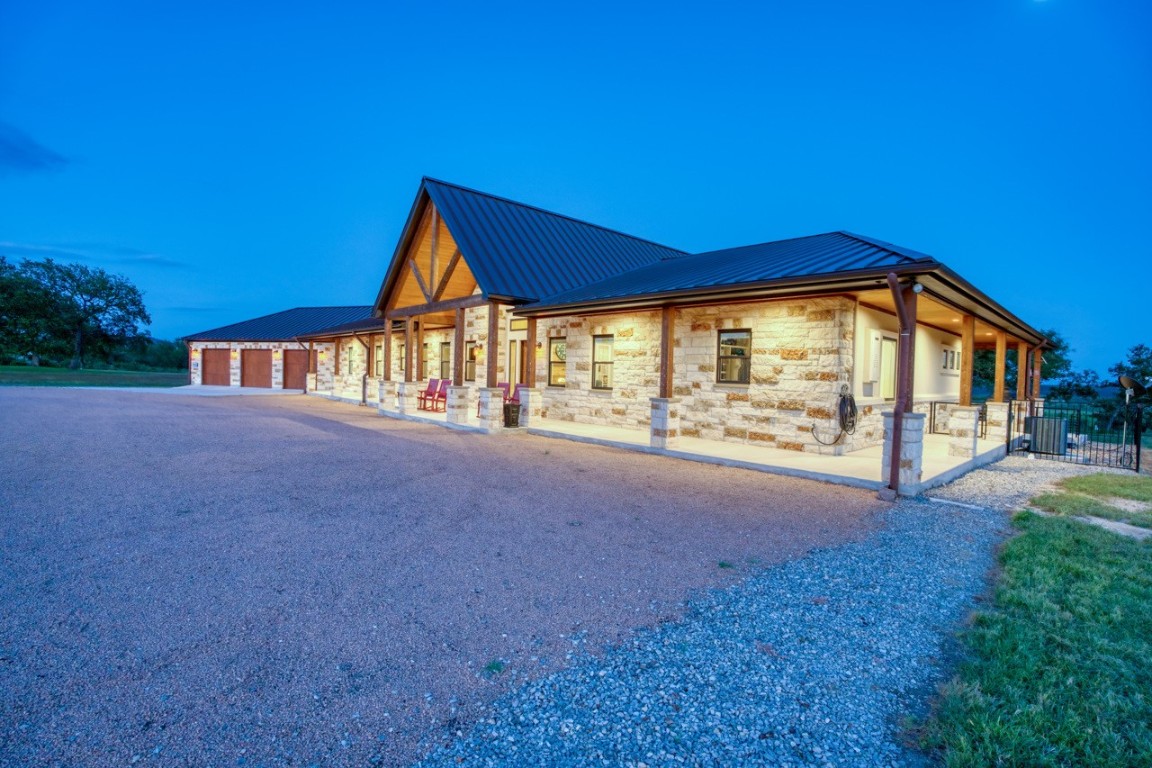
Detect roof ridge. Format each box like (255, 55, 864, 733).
(691, 231, 849, 257)
(422, 177, 688, 256)
(836, 231, 937, 263)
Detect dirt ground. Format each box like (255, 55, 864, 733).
(0, 388, 885, 767)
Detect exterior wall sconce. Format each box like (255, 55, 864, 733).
(230, 350, 239, 360)
(273, 348, 282, 358)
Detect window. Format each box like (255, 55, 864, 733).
(509, 318, 528, 332)
(345, 343, 356, 375)
(374, 344, 383, 377)
(592, 335, 613, 389)
(440, 342, 451, 380)
(465, 341, 476, 381)
(399, 343, 406, 376)
(548, 338, 567, 386)
(717, 329, 752, 384)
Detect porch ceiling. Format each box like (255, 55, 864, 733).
(854, 288, 1034, 347)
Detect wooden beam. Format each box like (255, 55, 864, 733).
(407, 259, 432, 303)
(992, 330, 1007, 403)
(486, 302, 500, 386)
(659, 306, 675, 398)
(433, 249, 462, 301)
(429, 206, 439, 291)
(959, 314, 975, 406)
(404, 318, 414, 382)
(1016, 342, 1028, 401)
(385, 293, 488, 319)
(453, 308, 465, 386)
(525, 317, 537, 388)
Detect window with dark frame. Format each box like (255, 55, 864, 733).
(592, 335, 613, 389)
(440, 341, 451, 380)
(399, 343, 406, 377)
(548, 338, 567, 386)
(465, 341, 476, 381)
(717, 329, 752, 384)
(375, 344, 383, 377)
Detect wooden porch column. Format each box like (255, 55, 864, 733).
(959, 314, 975, 406)
(404, 318, 414, 382)
(382, 323, 392, 381)
(525, 317, 537, 388)
(415, 320, 425, 381)
(453, 308, 465, 385)
(486, 302, 500, 386)
(992, 331, 1007, 403)
(1016, 342, 1028, 401)
(1032, 346, 1043, 399)
(659, 306, 675, 398)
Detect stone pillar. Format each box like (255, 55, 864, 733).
(882, 411, 926, 496)
(518, 388, 541, 428)
(478, 387, 504, 432)
(984, 401, 1010, 444)
(377, 380, 397, 414)
(650, 397, 681, 449)
(306, 372, 317, 393)
(446, 386, 471, 425)
(396, 381, 418, 415)
(948, 405, 980, 458)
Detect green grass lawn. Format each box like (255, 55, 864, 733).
(924, 482, 1152, 766)
(0, 365, 188, 388)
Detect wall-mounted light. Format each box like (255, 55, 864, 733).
(230, 350, 239, 360)
(273, 348, 282, 358)
(911, 282, 924, 294)
(190, 348, 200, 357)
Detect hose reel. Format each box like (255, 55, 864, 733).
(812, 384, 858, 446)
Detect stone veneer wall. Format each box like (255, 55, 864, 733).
(188, 340, 334, 389)
(537, 297, 861, 454)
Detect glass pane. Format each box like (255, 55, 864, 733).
(550, 340, 566, 363)
(718, 330, 751, 357)
(593, 336, 613, 363)
(718, 357, 749, 383)
(593, 362, 613, 389)
(509, 318, 528, 332)
(550, 361, 567, 386)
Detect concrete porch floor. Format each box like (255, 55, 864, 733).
(359, 394, 1007, 494)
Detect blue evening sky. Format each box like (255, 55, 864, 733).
(1, 1, 1148, 374)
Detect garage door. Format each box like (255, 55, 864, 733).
(201, 348, 231, 386)
(283, 349, 310, 390)
(241, 349, 273, 388)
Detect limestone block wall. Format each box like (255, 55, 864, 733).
(538, 312, 661, 429)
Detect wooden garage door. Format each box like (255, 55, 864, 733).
(282, 349, 310, 390)
(201, 348, 231, 386)
(241, 349, 273, 388)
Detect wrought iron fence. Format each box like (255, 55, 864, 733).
(1007, 399, 1143, 471)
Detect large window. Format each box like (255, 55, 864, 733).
(548, 338, 567, 387)
(464, 341, 476, 381)
(717, 329, 752, 384)
(440, 342, 451, 380)
(592, 335, 613, 390)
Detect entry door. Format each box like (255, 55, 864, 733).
(879, 337, 898, 400)
(507, 340, 529, 384)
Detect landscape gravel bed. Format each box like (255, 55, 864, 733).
(1, 388, 882, 768)
(925, 454, 1128, 510)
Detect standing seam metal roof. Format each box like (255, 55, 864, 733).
(183, 306, 375, 341)
(524, 232, 940, 308)
(422, 179, 686, 301)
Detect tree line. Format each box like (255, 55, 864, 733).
(0, 256, 186, 370)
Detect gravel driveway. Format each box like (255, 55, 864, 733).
(1, 389, 885, 767)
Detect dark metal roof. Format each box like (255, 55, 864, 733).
(375, 178, 686, 308)
(184, 306, 375, 341)
(522, 232, 939, 311)
(297, 316, 391, 339)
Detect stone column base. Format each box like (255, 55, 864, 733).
(377, 380, 398, 414)
(984, 401, 1009, 444)
(478, 387, 505, 432)
(650, 397, 682, 449)
(518, 388, 541, 428)
(881, 411, 926, 497)
(447, 385, 471, 424)
(948, 405, 980, 458)
(396, 381, 418, 415)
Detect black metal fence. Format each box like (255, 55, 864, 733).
(1007, 399, 1143, 471)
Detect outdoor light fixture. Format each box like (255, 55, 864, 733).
(273, 349, 282, 358)
(231, 350, 239, 359)
(911, 282, 924, 294)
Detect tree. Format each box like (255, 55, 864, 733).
(1108, 343, 1152, 390)
(972, 327, 1073, 396)
(0, 256, 71, 364)
(17, 259, 151, 369)
(1047, 368, 1103, 402)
